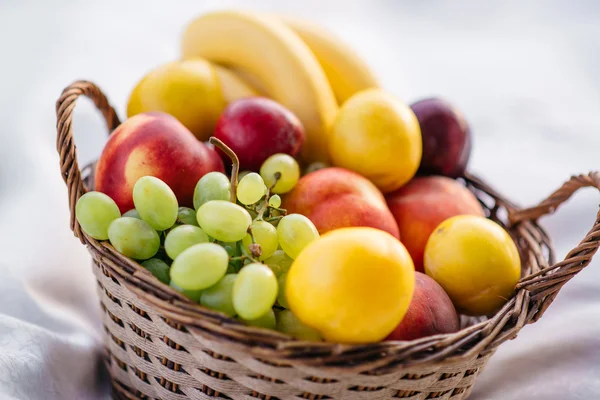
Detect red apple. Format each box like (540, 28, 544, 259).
(214, 97, 305, 171)
(386, 272, 460, 341)
(95, 111, 224, 213)
(410, 97, 471, 178)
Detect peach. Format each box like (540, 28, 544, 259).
(282, 167, 400, 238)
(386, 271, 460, 341)
(95, 112, 224, 213)
(386, 176, 484, 272)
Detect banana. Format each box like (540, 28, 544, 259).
(181, 10, 338, 164)
(213, 64, 262, 101)
(279, 15, 381, 105)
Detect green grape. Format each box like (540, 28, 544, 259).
(277, 214, 319, 259)
(260, 154, 300, 194)
(268, 195, 282, 208)
(242, 308, 276, 330)
(133, 176, 178, 231)
(222, 242, 242, 273)
(141, 258, 170, 284)
(233, 263, 278, 320)
(264, 250, 293, 277)
(108, 217, 160, 260)
(75, 191, 121, 240)
(242, 220, 278, 260)
(176, 207, 199, 226)
(236, 172, 266, 205)
(200, 274, 237, 317)
(277, 272, 289, 309)
(226, 264, 237, 274)
(164, 225, 209, 260)
(197, 200, 252, 242)
(276, 310, 322, 341)
(170, 280, 202, 302)
(123, 209, 140, 219)
(194, 172, 231, 210)
(170, 243, 228, 291)
(221, 242, 239, 257)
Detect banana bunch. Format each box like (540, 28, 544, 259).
(181, 10, 380, 164)
(127, 10, 380, 164)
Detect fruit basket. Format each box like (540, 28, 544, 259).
(54, 10, 600, 400)
(57, 80, 600, 400)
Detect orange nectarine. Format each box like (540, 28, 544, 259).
(283, 167, 400, 238)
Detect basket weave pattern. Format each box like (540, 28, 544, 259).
(56, 81, 600, 400)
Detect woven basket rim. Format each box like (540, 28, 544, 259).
(56, 80, 600, 375)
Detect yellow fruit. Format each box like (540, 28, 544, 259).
(213, 64, 262, 99)
(279, 15, 380, 105)
(181, 10, 338, 164)
(424, 215, 521, 316)
(329, 88, 422, 193)
(127, 59, 225, 141)
(127, 59, 258, 142)
(286, 227, 415, 344)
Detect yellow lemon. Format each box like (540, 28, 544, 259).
(286, 227, 415, 343)
(127, 59, 226, 141)
(424, 215, 521, 316)
(329, 88, 422, 193)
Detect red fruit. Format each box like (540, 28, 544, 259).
(386, 272, 460, 341)
(410, 97, 471, 178)
(204, 141, 226, 173)
(282, 167, 400, 239)
(95, 112, 223, 213)
(214, 97, 305, 171)
(385, 176, 485, 273)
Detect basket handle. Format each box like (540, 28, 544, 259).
(56, 80, 121, 242)
(509, 172, 600, 315)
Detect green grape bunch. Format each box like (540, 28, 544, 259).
(74, 137, 321, 341)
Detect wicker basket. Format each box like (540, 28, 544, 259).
(56, 80, 600, 400)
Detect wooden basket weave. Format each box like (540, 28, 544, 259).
(56, 80, 600, 400)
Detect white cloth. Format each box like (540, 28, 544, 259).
(1, 1, 599, 399)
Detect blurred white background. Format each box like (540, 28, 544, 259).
(0, 0, 599, 399)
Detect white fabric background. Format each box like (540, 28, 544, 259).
(1, 0, 599, 399)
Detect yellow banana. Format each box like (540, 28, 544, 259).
(181, 10, 338, 164)
(213, 64, 261, 101)
(279, 15, 381, 105)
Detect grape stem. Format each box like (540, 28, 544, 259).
(269, 206, 287, 214)
(256, 173, 281, 220)
(209, 137, 239, 203)
(230, 255, 261, 264)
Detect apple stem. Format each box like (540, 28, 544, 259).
(209, 137, 239, 203)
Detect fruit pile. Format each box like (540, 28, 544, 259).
(74, 10, 522, 345)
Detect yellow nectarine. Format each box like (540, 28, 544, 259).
(329, 89, 422, 193)
(286, 227, 415, 344)
(424, 215, 521, 316)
